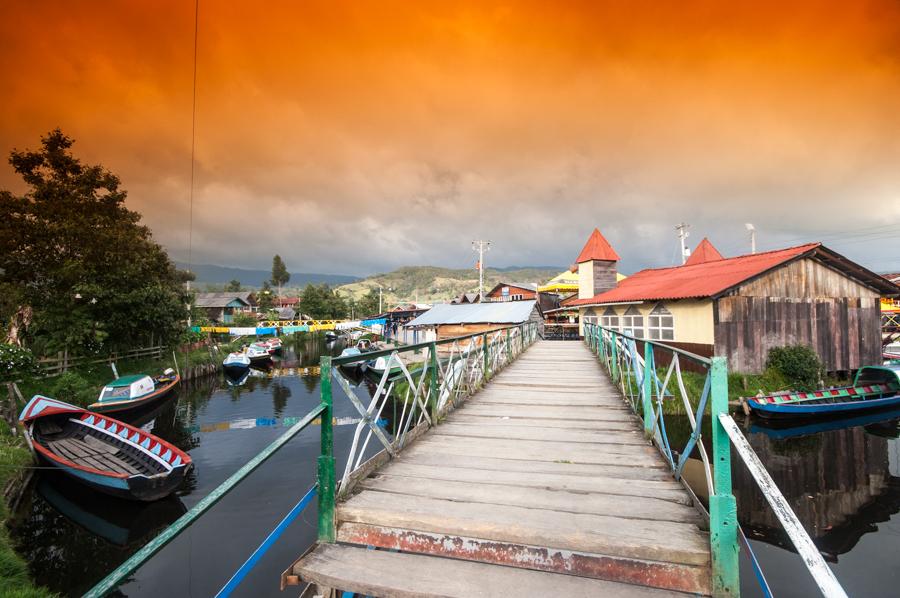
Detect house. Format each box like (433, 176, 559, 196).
(194, 293, 252, 324)
(451, 292, 481, 304)
(275, 296, 300, 309)
(569, 229, 899, 373)
(406, 301, 541, 341)
(484, 282, 537, 302)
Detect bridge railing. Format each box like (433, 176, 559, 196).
(319, 320, 540, 539)
(584, 323, 848, 598)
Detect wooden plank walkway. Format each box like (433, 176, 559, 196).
(287, 341, 711, 596)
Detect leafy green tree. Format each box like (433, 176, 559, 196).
(0, 129, 189, 353)
(271, 255, 290, 297)
(357, 289, 381, 318)
(226, 279, 242, 292)
(300, 284, 326, 319)
(258, 281, 274, 310)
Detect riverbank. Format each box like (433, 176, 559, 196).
(0, 427, 54, 597)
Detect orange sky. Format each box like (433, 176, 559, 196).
(2, 1, 899, 275)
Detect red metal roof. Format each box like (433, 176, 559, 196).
(684, 238, 724, 266)
(575, 229, 620, 263)
(569, 243, 821, 305)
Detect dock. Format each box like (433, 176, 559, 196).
(285, 341, 712, 596)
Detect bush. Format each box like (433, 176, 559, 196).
(48, 372, 95, 407)
(765, 345, 823, 391)
(0, 345, 40, 383)
(232, 312, 259, 327)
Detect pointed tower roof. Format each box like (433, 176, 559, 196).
(684, 237, 724, 266)
(576, 228, 620, 263)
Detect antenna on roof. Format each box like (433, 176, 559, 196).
(675, 223, 691, 265)
(745, 223, 756, 254)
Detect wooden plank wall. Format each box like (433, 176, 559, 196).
(592, 261, 618, 295)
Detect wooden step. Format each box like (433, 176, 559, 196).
(286, 543, 693, 597)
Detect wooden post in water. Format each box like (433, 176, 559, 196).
(642, 341, 654, 437)
(709, 356, 739, 596)
(317, 356, 335, 543)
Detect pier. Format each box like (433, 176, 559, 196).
(285, 341, 713, 596)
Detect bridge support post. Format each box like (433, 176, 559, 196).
(482, 332, 489, 382)
(610, 332, 619, 383)
(709, 356, 739, 596)
(429, 342, 438, 421)
(317, 356, 336, 543)
(642, 341, 654, 437)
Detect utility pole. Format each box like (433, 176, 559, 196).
(745, 223, 756, 254)
(675, 223, 690, 265)
(472, 240, 491, 302)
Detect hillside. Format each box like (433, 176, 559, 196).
(176, 262, 359, 289)
(336, 265, 563, 305)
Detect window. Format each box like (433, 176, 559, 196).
(601, 306, 619, 331)
(622, 305, 644, 338)
(582, 308, 598, 325)
(647, 303, 674, 340)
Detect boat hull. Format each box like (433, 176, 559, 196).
(748, 393, 900, 420)
(223, 363, 250, 376)
(88, 376, 180, 416)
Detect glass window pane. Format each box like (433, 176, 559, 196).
(662, 329, 674, 340)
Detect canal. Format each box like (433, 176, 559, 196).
(10, 337, 900, 596)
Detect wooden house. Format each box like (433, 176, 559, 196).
(569, 231, 899, 373)
(484, 282, 538, 302)
(194, 293, 252, 324)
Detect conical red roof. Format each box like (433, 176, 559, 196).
(684, 238, 724, 266)
(575, 228, 620, 263)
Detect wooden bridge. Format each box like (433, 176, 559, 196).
(285, 340, 712, 596)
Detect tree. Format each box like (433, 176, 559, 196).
(226, 279, 242, 292)
(271, 255, 290, 297)
(0, 129, 189, 353)
(258, 281, 274, 310)
(356, 290, 381, 318)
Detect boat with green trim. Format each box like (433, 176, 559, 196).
(88, 371, 180, 416)
(745, 365, 900, 420)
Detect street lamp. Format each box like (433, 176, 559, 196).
(745, 223, 756, 254)
(372, 282, 392, 315)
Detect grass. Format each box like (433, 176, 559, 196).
(0, 427, 55, 597)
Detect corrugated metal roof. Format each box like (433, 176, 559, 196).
(194, 293, 252, 308)
(569, 244, 820, 305)
(684, 238, 724, 266)
(407, 301, 537, 326)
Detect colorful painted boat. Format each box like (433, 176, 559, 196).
(223, 351, 251, 375)
(246, 344, 273, 364)
(87, 371, 180, 415)
(20, 396, 192, 501)
(257, 337, 283, 354)
(746, 365, 900, 420)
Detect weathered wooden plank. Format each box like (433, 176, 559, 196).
(446, 413, 640, 432)
(395, 451, 673, 480)
(414, 435, 659, 463)
(338, 492, 710, 566)
(378, 461, 686, 500)
(360, 475, 701, 523)
(432, 423, 648, 445)
(457, 404, 636, 422)
(294, 544, 688, 598)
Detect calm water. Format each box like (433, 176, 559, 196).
(10, 336, 390, 597)
(10, 339, 900, 596)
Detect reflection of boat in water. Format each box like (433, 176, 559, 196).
(745, 365, 900, 420)
(749, 406, 900, 440)
(36, 475, 186, 547)
(225, 368, 251, 387)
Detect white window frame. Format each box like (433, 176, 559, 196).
(647, 303, 674, 341)
(621, 305, 644, 338)
(600, 306, 620, 331)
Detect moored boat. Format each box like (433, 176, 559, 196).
(245, 344, 272, 365)
(20, 396, 192, 501)
(88, 371, 179, 415)
(257, 337, 283, 354)
(223, 351, 251, 375)
(745, 365, 900, 420)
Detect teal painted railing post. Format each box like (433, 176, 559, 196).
(482, 332, 490, 382)
(429, 341, 438, 421)
(642, 341, 654, 437)
(317, 356, 335, 543)
(506, 328, 511, 363)
(709, 356, 739, 596)
(610, 331, 619, 383)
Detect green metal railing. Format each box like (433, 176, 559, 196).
(318, 320, 540, 535)
(583, 323, 739, 597)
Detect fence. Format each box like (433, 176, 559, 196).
(84, 320, 538, 597)
(583, 323, 848, 598)
(37, 345, 164, 378)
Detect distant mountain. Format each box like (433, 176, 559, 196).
(175, 262, 359, 289)
(336, 265, 562, 304)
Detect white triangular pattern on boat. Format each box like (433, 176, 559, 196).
(96, 420, 106, 430)
(140, 438, 150, 448)
(108, 423, 117, 434)
(151, 443, 161, 455)
(172, 456, 182, 467)
(161, 449, 172, 461)
(130, 432, 140, 443)
(85, 415, 95, 425)
(119, 428, 129, 438)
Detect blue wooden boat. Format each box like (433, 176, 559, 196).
(223, 351, 251, 376)
(20, 396, 192, 501)
(87, 371, 179, 416)
(746, 365, 900, 420)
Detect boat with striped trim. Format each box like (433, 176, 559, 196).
(87, 370, 180, 416)
(20, 396, 192, 501)
(745, 365, 900, 420)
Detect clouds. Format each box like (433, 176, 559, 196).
(1, 0, 899, 276)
